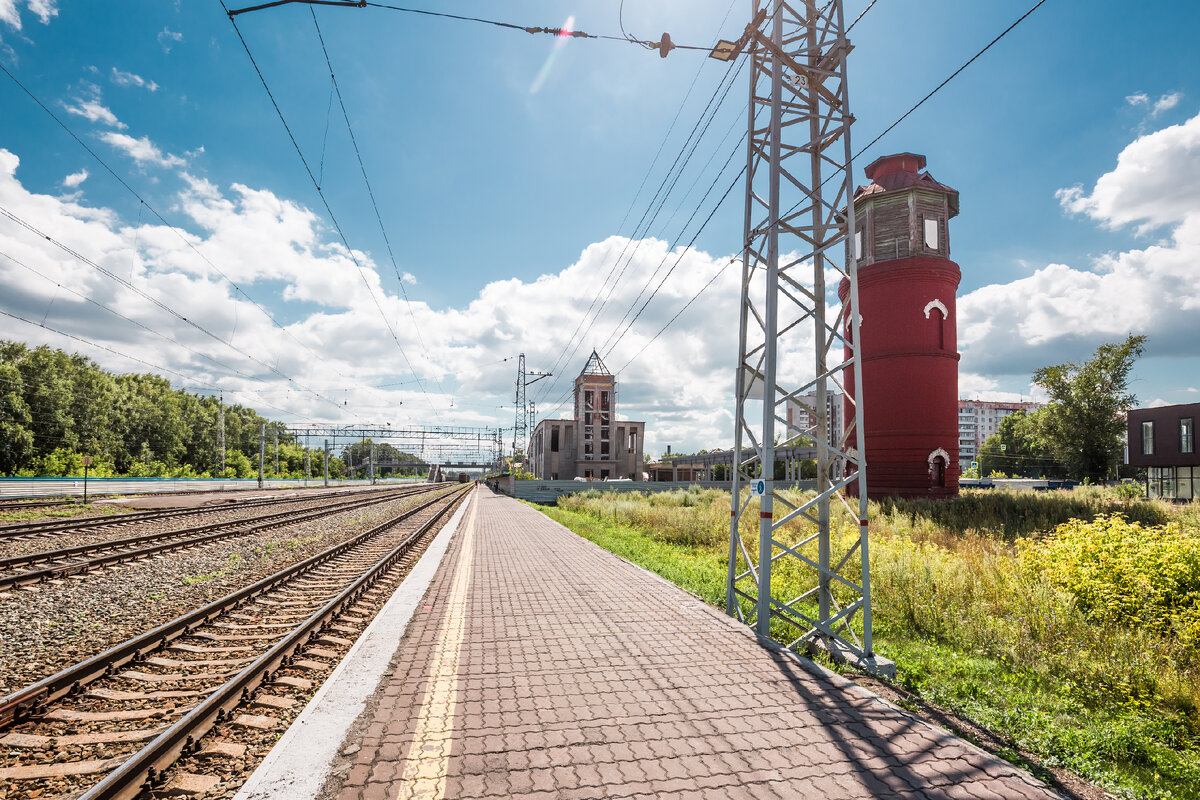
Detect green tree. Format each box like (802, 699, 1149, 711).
(978, 409, 1062, 478)
(1032, 334, 1146, 481)
(0, 362, 34, 474)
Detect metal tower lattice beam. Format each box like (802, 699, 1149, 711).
(726, 0, 892, 677)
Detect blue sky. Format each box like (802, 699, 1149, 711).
(1, 0, 1198, 457)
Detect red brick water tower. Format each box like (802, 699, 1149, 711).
(840, 153, 961, 498)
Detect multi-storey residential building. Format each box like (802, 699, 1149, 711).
(785, 392, 844, 446)
(528, 351, 646, 481)
(957, 400, 1042, 472)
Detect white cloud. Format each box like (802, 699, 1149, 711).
(962, 110, 1200, 391)
(157, 27, 182, 52)
(0, 142, 756, 454)
(401, 272, 417, 285)
(1125, 93, 1149, 107)
(62, 98, 125, 129)
(0, 0, 56, 29)
(1152, 92, 1182, 118)
(1056, 111, 1200, 232)
(61, 168, 87, 188)
(110, 67, 158, 92)
(98, 132, 186, 169)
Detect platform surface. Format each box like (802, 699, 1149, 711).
(331, 488, 1061, 800)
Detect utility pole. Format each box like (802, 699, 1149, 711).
(513, 353, 551, 462)
(258, 423, 265, 489)
(273, 424, 279, 477)
(323, 439, 329, 487)
(369, 441, 375, 485)
(724, 0, 890, 676)
(217, 395, 225, 476)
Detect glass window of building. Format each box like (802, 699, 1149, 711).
(1142, 421, 1155, 455)
(1182, 417, 1195, 454)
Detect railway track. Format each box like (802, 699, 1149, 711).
(0, 486, 401, 542)
(0, 484, 440, 591)
(0, 498, 79, 513)
(0, 484, 469, 799)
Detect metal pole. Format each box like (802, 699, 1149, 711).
(323, 439, 329, 487)
(728, 0, 762, 621)
(258, 423, 265, 489)
(369, 442, 375, 485)
(274, 424, 279, 477)
(754, 0, 785, 639)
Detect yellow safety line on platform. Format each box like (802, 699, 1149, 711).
(397, 490, 477, 800)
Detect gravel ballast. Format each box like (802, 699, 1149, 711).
(0, 487, 450, 696)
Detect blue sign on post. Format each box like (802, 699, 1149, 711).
(751, 479, 767, 496)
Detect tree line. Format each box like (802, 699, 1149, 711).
(0, 341, 421, 479)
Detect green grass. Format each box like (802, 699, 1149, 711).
(536, 490, 1200, 800)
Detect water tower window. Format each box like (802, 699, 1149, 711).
(854, 230, 863, 260)
(600, 391, 610, 411)
(550, 428, 559, 452)
(923, 217, 939, 250)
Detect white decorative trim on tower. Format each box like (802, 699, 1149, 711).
(927, 447, 950, 466)
(923, 299, 948, 319)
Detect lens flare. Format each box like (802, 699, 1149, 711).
(529, 15, 575, 95)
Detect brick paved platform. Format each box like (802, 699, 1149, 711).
(327, 488, 1062, 799)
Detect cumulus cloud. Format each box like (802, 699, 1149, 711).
(110, 67, 158, 92)
(0, 145, 751, 454)
(61, 168, 87, 188)
(0, 0, 56, 29)
(157, 27, 182, 53)
(961, 109, 1200, 390)
(98, 132, 186, 168)
(1056, 111, 1200, 232)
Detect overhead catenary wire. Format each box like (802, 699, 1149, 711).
(534, 47, 752, 408)
(222, 0, 440, 417)
(308, 7, 446, 400)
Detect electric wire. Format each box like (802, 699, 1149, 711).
(0, 205, 349, 415)
(223, 0, 440, 416)
(0, 58, 356, 386)
(309, 7, 446, 399)
(534, 49, 751, 407)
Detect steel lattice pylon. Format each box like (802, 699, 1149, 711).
(726, 0, 893, 677)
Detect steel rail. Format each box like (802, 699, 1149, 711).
(0, 485, 462, 728)
(82, 486, 468, 799)
(0, 485, 398, 540)
(0, 482, 432, 575)
(0, 484, 435, 587)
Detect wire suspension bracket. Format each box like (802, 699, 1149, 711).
(726, 0, 893, 678)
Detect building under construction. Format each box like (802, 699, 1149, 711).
(528, 351, 645, 481)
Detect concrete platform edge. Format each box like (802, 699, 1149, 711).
(232, 490, 474, 800)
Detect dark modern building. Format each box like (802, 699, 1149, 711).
(1127, 402, 1198, 500)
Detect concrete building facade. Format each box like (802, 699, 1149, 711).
(957, 400, 1043, 472)
(528, 351, 646, 481)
